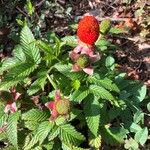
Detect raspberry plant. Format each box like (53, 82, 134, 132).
(0, 16, 148, 150)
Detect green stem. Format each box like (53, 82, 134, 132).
(47, 74, 57, 90)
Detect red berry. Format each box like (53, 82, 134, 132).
(77, 16, 100, 45)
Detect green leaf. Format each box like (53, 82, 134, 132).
(130, 123, 142, 133)
(62, 143, 87, 150)
(61, 36, 77, 47)
(36, 40, 53, 54)
(100, 126, 127, 145)
(71, 87, 90, 103)
(0, 76, 22, 91)
(84, 95, 100, 136)
(6, 112, 20, 149)
(25, 0, 35, 16)
(59, 124, 85, 146)
(0, 112, 8, 128)
(124, 138, 139, 150)
(147, 102, 150, 112)
(135, 85, 147, 102)
(54, 64, 85, 80)
(13, 45, 26, 62)
(48, 126, 60, 141)
(0, 45, 25, 74)
(25, 121, 54, 150)
(105, 56, 115, 70)
(109, 27, 126, 34)
(95, 38, 116, 51)
(96, 38, 112, 47)
(89, 134, 101, 149)
(134, 127, 148, 146)
(8, 62, 37, 78)
(71, 80, 80, 90)
(88, 76, 119, 92)
(89, 85, 119, 106)
(27, 70, 47, 95)
(108, 107, 121, 120)
(20, 26, 41, 64)
(133, 111, 144, 124)
(22, 109, 49, 122)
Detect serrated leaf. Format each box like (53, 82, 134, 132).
(100, 126, 127, 145)
(89, 85, 118, 106)
(48, 126, 60, 141)
(0, 76, 22, 91)
(88, 76, 119, 92)
(62, 143, 87, 150)
(61, 36, 77, 47)
(0, 113, 8, 127)
(134, 127, 148, 146)
(0, 58, 19, 74)
(8, 62, 37, 78)
(71, 87, 90, 103)
(109, 27, 126, 34)
(36, 40, 53, 54)
(89, 134, 101, 149)
(22, 109, 49, 122)
(13, 45, 26, 62)
(59, 124, 85, 146)
(84, 95, 100, 136)
(20, 26, 41, 64)
(0, 45, 25, 74)
(54, 64, 85, 80)
(25, 121, 54, 150)
(6, 112, 20, 149)
(27, 70, 47, 95)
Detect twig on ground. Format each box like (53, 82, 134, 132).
(16, 6, 28, 18)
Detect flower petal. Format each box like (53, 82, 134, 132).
(55, 90, 61, 101)
(45, 101, 55, 110)
(13, 92, 21, 101)
(69, 51, 80, 61)
(10, 102, 17, 113)
(80, 46, 94, 56)
(71, 64, 82, 72)
(83, 67, 94, 75)
(73, 45, 82, 53)
(50, 109, 59, 121)
(4, 102, 17, 113)
(89, 52, 101, 62)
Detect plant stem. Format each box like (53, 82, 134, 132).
(47, 74, 57, 90)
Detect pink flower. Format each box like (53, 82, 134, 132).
(11, 87, 21, 101)
(4, 101, 17, 114)
(4, 87, 21, 114)
(69, 40, 100, 75)
(45, 90, 61, 120)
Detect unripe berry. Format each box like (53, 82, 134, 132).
(100, 19, 111, 35)
(76, 55, 90, 68)
(56, 99, 70, 115)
